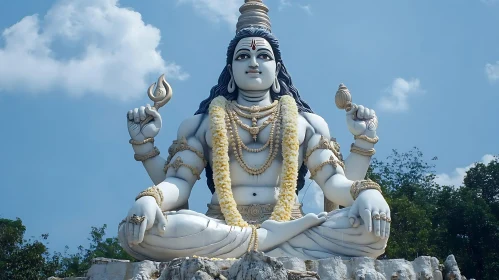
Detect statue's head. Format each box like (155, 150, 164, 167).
(229, 35, 278, 93)
(195, 27, 313, 115)
(197, 1, 312, 194)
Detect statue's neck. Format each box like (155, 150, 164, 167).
(236, 89, 273, 107)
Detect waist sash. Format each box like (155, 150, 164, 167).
(205, 203, 304, 225)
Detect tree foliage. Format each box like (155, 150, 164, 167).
(0, 221, 134, 279)
(369, 148, 499, 279)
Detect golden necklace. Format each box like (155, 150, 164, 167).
(226, 103, 281, 175)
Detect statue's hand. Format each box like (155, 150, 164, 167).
(127, 104, 162, 141)
(348, 190, 391, 239)
(346, 105, 378, 137)
(125, 196, 167, 247)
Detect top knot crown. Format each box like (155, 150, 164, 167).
(236, 0, 271, 33)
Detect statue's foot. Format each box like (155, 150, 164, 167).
(260, 213, 326, 233)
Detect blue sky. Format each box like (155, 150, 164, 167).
(0, 0, 498, 254)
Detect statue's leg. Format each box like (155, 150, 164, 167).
(266, 207, 388, 260)
(118, 211, 253, 261)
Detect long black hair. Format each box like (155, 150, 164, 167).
(195, 27, 313, 195)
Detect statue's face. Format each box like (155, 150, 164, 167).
(231, 37, 277, 91)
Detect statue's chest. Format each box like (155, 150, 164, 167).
(228, 116, 276, 147)
(205, 113, 307, 161)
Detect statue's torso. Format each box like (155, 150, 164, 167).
(190, 110, 315, 205)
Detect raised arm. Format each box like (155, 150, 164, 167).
(301, 113, 354, 207)
(125, 114, 207, 247)
(158, 114, 207, 210)
(128, 104, 207, 210)
(302, 113, 390, 238)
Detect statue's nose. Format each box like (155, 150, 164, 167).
(249, 57, 259, 67)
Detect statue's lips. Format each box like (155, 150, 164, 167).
(246, 70, 262, 74)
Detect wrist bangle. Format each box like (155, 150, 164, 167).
(136, 186, 164, 208)
(350, 179, 382, 200)
(354, 135, 379, 144)
(134, 146, 160, 161)
(129, 137, 155, 145)
(350, 143, 376, 157)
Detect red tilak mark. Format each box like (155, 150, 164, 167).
(251, 40, 256, 50)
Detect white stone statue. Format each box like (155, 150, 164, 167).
(119, 0, 390, 261)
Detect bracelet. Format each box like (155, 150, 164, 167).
(350, 143, 376, 157)
(166, 136, 207, 166)
(164, 157, 201, 180)
(309, 155, 345, 179)
(134, 146, 160, 161)
(135, 186, 164, 208)
(354, 134, 379, 144)
(129, 137, 154, 145)
(350, 179, 382, 200)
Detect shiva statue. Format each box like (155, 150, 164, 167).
(119, 0, 391, 261)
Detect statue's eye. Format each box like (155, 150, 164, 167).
(258, 54, 272, 60)
(235, 54, 249, 60)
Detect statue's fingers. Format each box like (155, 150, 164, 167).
(145, 107, 162, 128)
(347, 204, 360, 228)
(144, 106, 160, 119)
(379, 212, 387, 238)
(133, 108, 140, 123)
(125, 217, 129, 241)
(346, 105, 358, 118)
(156, 207, 168, 236)
(385, 213, 391, 238)
(357, 105, 365, 119)
(137, 217, 148, 244)
(132, 222, 140, 245)
(127, 221, 135, 247)
(139, 106, 146, 121)
(127, 110, 134, 121)
(372, 210, 381, 237)
(369, 108, 376, 119)
(360, 209, 372, 232)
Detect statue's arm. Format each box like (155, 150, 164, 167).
(343, 134, 376, 181)
(302, 113, 355, 207)
(132, 141, 168, 186)
(154, 114, 207, 211)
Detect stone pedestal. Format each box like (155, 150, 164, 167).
(48, 253, 467, 280)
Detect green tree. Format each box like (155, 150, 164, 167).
(436, 158, 499, 280)
(55, 224, 135, 277)
(370, 149, 499, 279)
(0, 218, 60, 280)
(0, 219, 134, 279)
(368, 147, 441, 259)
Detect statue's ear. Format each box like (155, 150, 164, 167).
(276, 62, 282, 75)
(227, 64, 233, 76)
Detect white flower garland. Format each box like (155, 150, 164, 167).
(209, 95, 299, 227)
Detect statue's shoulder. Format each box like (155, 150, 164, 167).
(299, 112, 330, 138)
(177, 113, 209, 140)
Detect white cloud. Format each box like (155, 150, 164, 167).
(279, 0, 312, 15)
(279, 0, 292, 11)
(435, 154, 496, 187)
(485, 61, 499, 82)
(0, 0, 188, 100)
(177, 0, 240, 28)
(376, 78, 423, 113)
(298, 4, 313, 15)
(481, 0, 498, 5)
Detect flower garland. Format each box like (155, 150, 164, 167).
(209, 95, 299, 227)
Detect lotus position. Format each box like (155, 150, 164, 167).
(119, 0, 391, 261)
